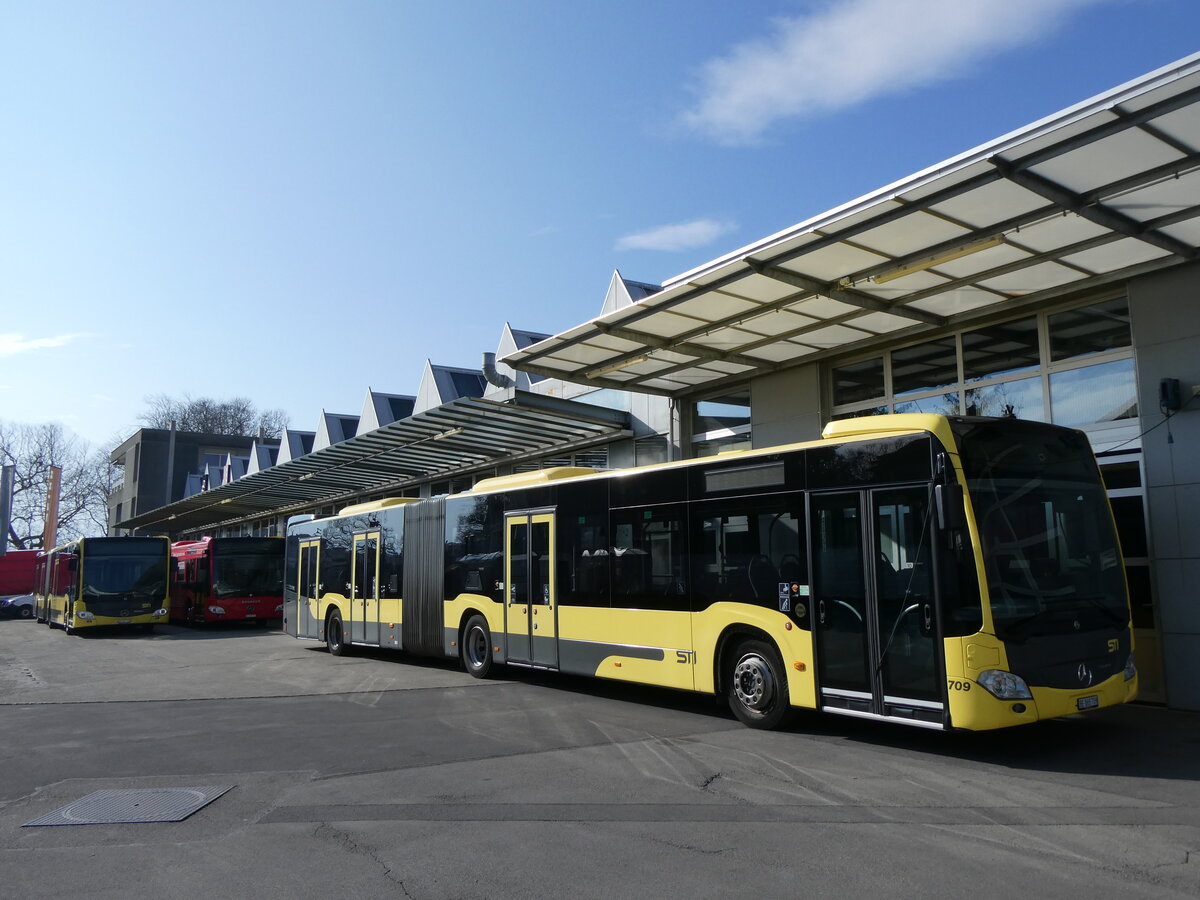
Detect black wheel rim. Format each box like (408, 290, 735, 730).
(466, 626, 487, 669)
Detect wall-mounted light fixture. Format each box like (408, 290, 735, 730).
(587, 354, 650, 379)
(872, 234, 1006, 284)
(1160, 377, 1183, 412)
(433, 427, 465, 441)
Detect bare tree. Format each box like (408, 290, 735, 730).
(139, 394, 289, 438)
(0, 421, 119, 549)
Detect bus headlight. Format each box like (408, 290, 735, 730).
(75, 611, 95, 621)
(1124, 653, 1137, 681)
(153, 608, 168, 617)
(977, 669, 1033, 700)
(207, 606, 226, 615)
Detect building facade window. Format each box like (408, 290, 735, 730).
(831, 295, 1136, 432)
(691, 392, 752, 457)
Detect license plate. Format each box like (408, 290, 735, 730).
(1076, 695, 1099, 710)
(118, 619, 131, 624)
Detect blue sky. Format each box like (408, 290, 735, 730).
(2, 0, 1198, 447)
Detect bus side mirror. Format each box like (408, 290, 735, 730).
(935, 483, 966, 532)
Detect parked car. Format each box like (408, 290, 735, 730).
(0, 594, 34, 619)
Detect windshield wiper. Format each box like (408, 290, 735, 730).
(994, 608, 1051, 639)
(1073, 594, 1129, 628)
(999, 596, 1126, 639)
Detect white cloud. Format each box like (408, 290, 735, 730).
(0, 332, 82, 358)
(616, 218, 736, 252)
(680, 0, 1111, 145)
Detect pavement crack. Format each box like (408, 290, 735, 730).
(640, 832, 733, 856)
(313, 821, 414, 897)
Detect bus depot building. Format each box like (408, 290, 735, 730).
(119, 54, 1200, 712)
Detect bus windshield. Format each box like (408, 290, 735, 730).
(82, 541, 167, 602)
(213, 553, 283, 598)
(953, 419, 1128, 637)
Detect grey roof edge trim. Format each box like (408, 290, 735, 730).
(496, 390, 632, 427)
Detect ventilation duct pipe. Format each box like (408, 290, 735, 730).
(482, 352, 514, 388)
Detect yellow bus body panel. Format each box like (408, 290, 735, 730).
(692, 604, 819, 710)
(565, 606, 695, 690)
(317, 594, 350, 631)
(378, 597, 402, 626)
(444, 595, 504, 651)
(943, 633, 1138, 730)
(71, 608, 161, 628)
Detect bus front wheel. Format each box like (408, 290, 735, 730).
(726, 639, 791, 730)
(461, 615, 494, 679)
(325, 611, 350, 657)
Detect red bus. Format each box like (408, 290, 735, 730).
(170, 537, 284, 625)
(0, 549, 40, 618)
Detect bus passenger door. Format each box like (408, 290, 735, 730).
(296, 540, 320, 639)
(871, 486, 942, 723)
(811, 493, 872, 712)
(351, 532, 381, 645)
(811, 487, 943, 726)
(504, 512, 558, 668)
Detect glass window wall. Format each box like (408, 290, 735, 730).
(830, 296, 1134, 432)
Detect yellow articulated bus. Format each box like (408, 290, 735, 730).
(34, 536, 171, 633)
(284, 414, 1138, 731)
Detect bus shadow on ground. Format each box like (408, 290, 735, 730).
(773, 702, 1200, 783)
(485, 659, 1200, 783)
(143, 622, 282, 641)
(296, 639, 1200, 784)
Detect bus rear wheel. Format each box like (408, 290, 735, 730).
(461, 614, 494, 679)
(726, 639, 791, 730)
(325, 611, 350, 656)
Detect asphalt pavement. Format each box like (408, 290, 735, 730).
(1, 617, 1198, 899)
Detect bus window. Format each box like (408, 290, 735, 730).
(610, 505, 688, 610)
(561, 512, 609, 607)
(691, 496, 808, 622)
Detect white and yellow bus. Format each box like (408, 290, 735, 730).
(284, 414, 1138, 731)
(34, 537, 170, 633)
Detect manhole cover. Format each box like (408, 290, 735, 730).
(23, 786, 233, 827)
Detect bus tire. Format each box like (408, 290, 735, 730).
(461, 614, 494, 679)
(726, 638, 792, 730)
(326, 610, 350, 657)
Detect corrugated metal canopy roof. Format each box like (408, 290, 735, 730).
(504, 54, 1200, 398)
(117, 393, 630, 534)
